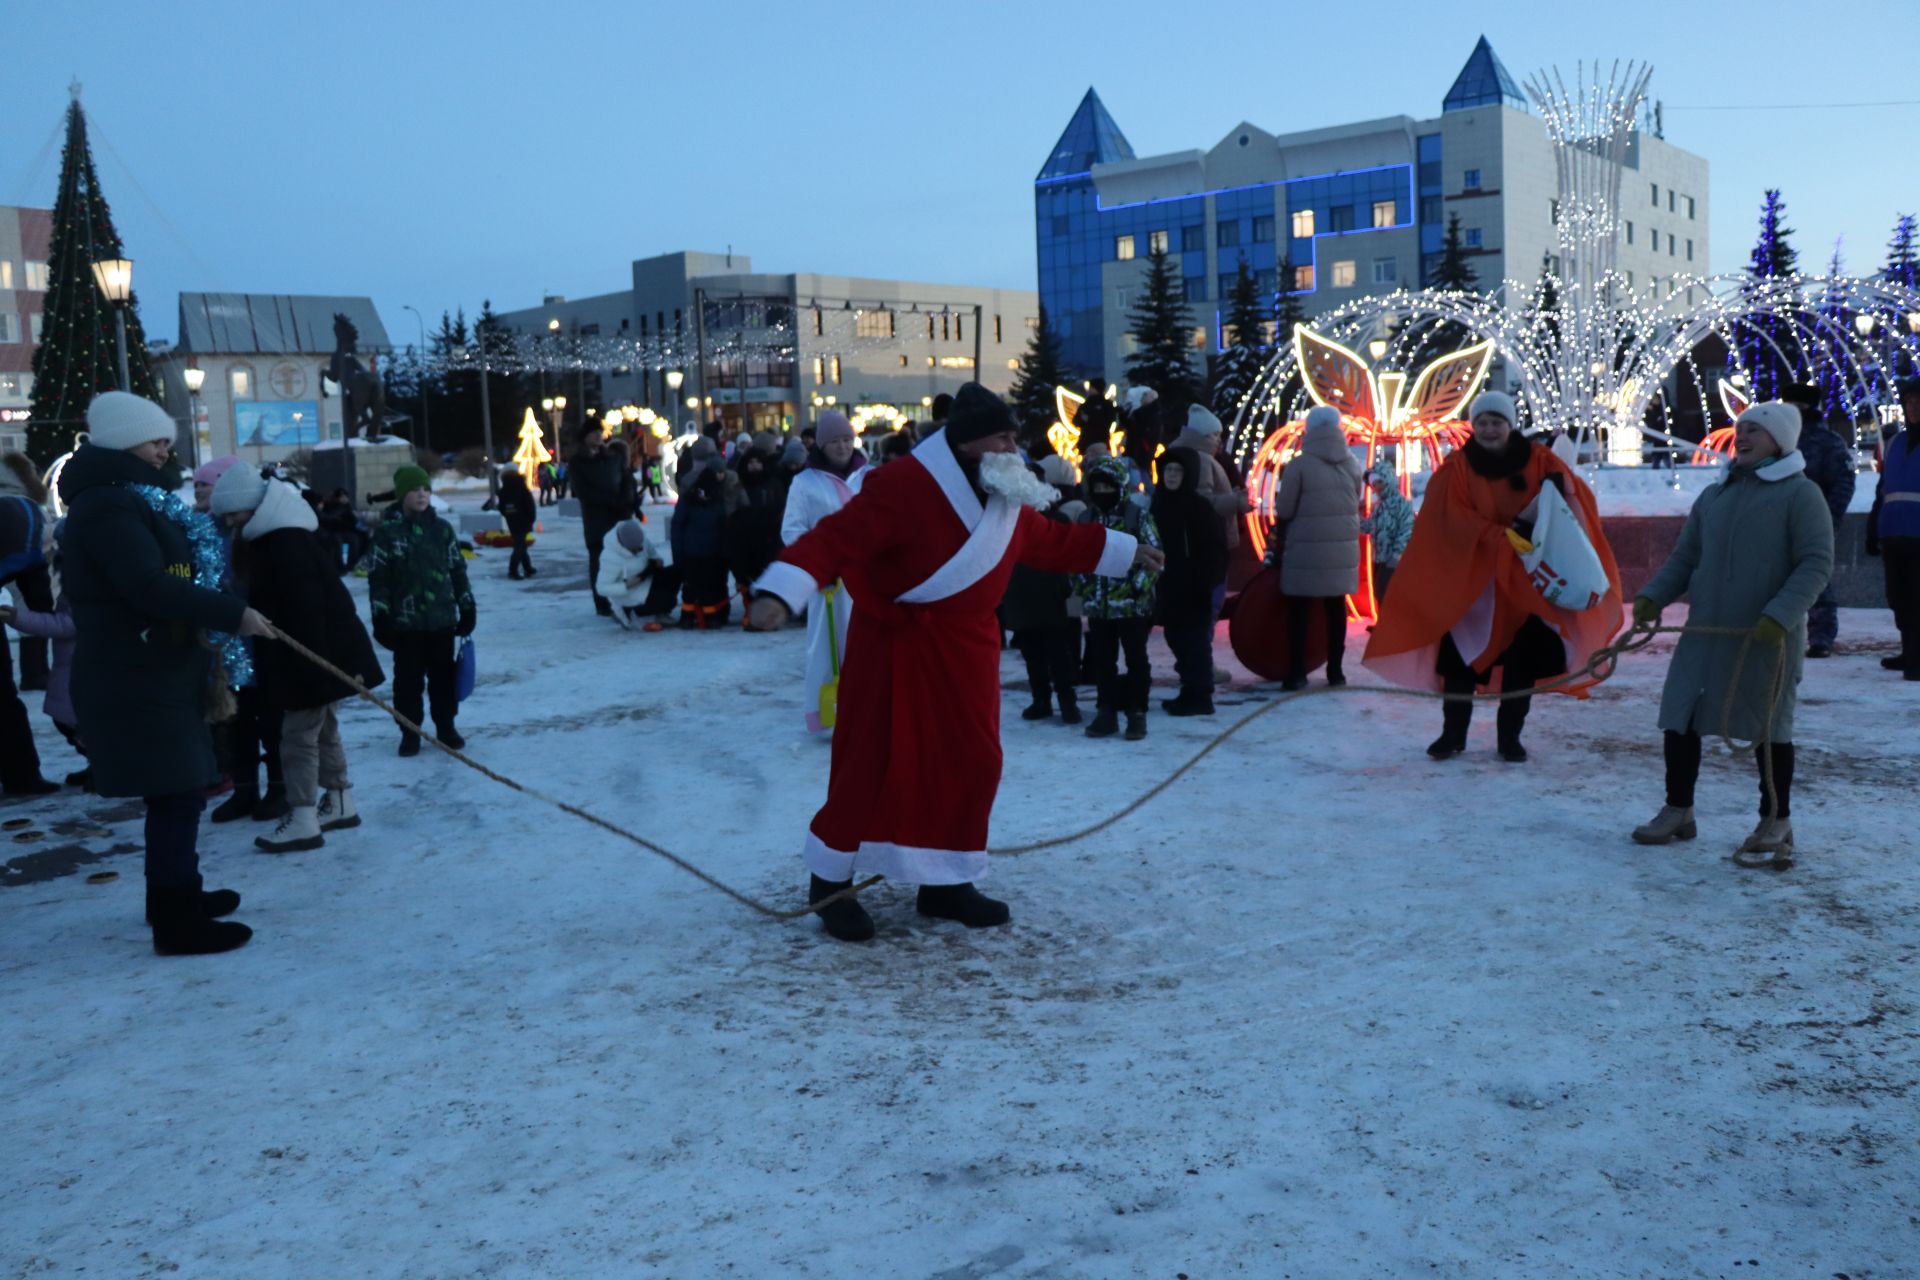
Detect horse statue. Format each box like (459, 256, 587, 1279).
(326, 313, 387, 440)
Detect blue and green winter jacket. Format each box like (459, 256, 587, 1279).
(1071, 457, 1161, 620)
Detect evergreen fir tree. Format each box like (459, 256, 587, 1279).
(1816, 239, 1850, 419)
(1123, 247, 1197, 411)
(1884, 214, 1917, 289)
(1007, 308, 1066, 436)
(1429, 213, 1480, 291)
(475, 299, 525, 454)
(27, 93, 163, 464)
(1739, 189, 1802, 400)
(1210, 256, 1270, 420)
(431, 307, 474, 448)
(1270, 256, 1308, 412)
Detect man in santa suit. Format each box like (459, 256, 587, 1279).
(749, 383, 1166, 942)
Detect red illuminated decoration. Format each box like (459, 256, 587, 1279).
(1690, 379, 1748, 465)
(1245, 324, 1494, 619)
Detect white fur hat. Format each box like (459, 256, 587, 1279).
(208, 461, 271, 515)
(85, 391, 175, 452)
(1737, 401, 1802, 456)
(1467, 390, 1518, 425)
(1186, 404, 1224, 436)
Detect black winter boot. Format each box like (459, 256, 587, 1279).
(1020, 697, 1053, 721)
(1496, 693, 1531, 764)
(251, 782, 291, 821)
(149, 887, 252, 956)
(1085, 706, 1119, 738)
(810, 874, 875, 943)
(398, 732, 422, 758)
(437, 725, 466, 750)
(916, 882, 1010, 928)
(145, 878, 242, 925)
(210, 789, 257, 824)
(1428, 696, 1472, 759)
(1124, 710, 1147, 740)
(1162, 691, 1215, 716)
(1058, 694, 1082, 726)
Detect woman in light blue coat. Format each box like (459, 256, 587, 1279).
(1630, 402, 1833, 866)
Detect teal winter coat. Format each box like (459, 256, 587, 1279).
(1639, 453, 1833, 741)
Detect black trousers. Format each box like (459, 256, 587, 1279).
(0, 632, 43, 790)
(1164, 620, 1214, 695)
(1014, 621, 1078, 707)
(12, 563, 52, 686)
(1286, 595, 1347, 682)
(392, 629, 459, 738)
(1885, 536, 1920, 669)
(144, 790, 206, 889)
(219, 684, 284, 795)
(1664, 731, 1796, 819)
(1086, 616, 1151, 712)
(508, 531, 534, 577)
(1435, 614, 1567, 745)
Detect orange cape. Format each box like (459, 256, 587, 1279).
(1362, 444, 1623, 695)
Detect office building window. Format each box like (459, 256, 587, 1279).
(928, 315, 937, 340)
(0, 261, 10, 289)
(812, 308, 824, 335)
(1293, 264, 1315, 291)
(1649, 229, 1659, 252)
(1050, 215, 1069, 236)
(1372, 200, 1396, 228)
(1626, 271, 1634, 290)
(1624, 221, 1634, 245)
(0, 313, 16, 343)
(1183, 276, 1206, 302)
(28, 313, 41, 343)
(1291, 209, 1315, 238)
(1217, 273, 1236, 301)
(1687, 196, 1697, 220)
(1669, 236, 1677, 257)
(1419, 195, 1442, 224)
(1372, 257, 1397, 284)
(1668, 189, 1676, 212)
(1190, 326, 1208, 350)
(1463, 168, 1481, 190)
(955, 312, 964, 342)
(1329, 205, 1354, 233)
(831, 355, 842, 384)
(1025, 315, 1040, 330)
(1686, 239, 1694, 261)
(994, 314, 1003, 343)
(1115, 288, 1129, 309)
(938, 355, 975, 369)
(1148, 229, 1169, 254)
(23, 261, 48, 291)
(1115, 234, 1136, 261)
(0, 372, 28, 398)
(1651, 182, 1659, 206)
(855, 309, 893, 338)
(1181, 224, 1205, 252)
(898, 355, 909, 367)
(1464, 227, 1482, 248)
(1331, 260, 1357, 288)
(812, 356, 824, 385)
(1550, 199, 1560, 224)
(941, 313, 950, 341)
(1252, 215, 1275, 243)
(1217, 220, 1241, 248)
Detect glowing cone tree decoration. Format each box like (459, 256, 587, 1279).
(512, 407, 551, 487)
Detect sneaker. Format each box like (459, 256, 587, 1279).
(916, 882, 1010, 928)
(1631, 804, 1697, 845)
(316, 788, 360, 832)
(255, 806, 324, 854)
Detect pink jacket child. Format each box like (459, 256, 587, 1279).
(4, 594, 77, 732)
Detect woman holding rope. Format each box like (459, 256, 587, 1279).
(1630, 402, 1833, 866)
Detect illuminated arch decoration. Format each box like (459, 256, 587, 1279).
(1689, 378, 1749, 465)
(1245, 324, 1493, 619)
(1048, 383, 1122, 469)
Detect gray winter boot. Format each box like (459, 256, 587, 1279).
(1732, 818, 1794, 868)
(1631, 805, 1697, 845)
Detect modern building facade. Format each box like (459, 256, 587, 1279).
(1035, 38, 1709, 384)
(153, 292, 390, 467)
(496, 251, 1038, 435)
(0, 205, 52, 453)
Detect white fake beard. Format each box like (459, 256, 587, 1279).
(977, 450, 1059, 509)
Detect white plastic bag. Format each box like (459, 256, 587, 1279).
(1518, 482, 1609, 611)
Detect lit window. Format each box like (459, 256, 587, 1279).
(1190, 327, 1208, 350)
(855, 309, 893, 338)
(1464, 228, 1482, 248)
(1252, 216, 1275, 243)
(1291, 209, 1315, 238)
(0, 372, 26, 398)
(1115, 234, 1136, 261)
(1217, 220, 1241, 248)
(1372, 200, 1396, 228)
(1463, 168, 1481, 190)
(1024, 316, 1040, 330)
(1331, 260, 1357, 288)
(898, 355, 909, 367)
(1294, 264, 1315, 291)
(0, 261, 10, 289)
(937, 355, 975, 369)
(0, 312, 16, 344)
(1372, 257, 1397, 284)
(812, 357, 824, 384)
(23, 261, 48, 291)
(1006, 358, 1019, 370)
(230, 367, 253, 400)
(831, 356, 842, 384)
(1148, 229, 1169, 254)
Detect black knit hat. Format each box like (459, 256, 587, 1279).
(943, 382, 1016, 446)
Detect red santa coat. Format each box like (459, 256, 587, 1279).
(756, 429, 1136, 885)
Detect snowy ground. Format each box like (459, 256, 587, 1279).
(3, 497, 1916, 1278)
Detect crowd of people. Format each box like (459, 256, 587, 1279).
(1, 373, 1914, 952)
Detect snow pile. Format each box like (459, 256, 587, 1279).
(1, 495, 1913, 1275)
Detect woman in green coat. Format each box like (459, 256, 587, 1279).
(1630, 402, 1834, 866)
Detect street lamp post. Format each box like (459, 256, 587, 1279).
(665, 369, 685, 431)
(402, 303, 431, 457)
(90, 257, 133, 392)
(542, 395, 567, 471)
(183, 364, 206, 470)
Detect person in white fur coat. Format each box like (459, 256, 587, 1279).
(595, 517, 677, 631)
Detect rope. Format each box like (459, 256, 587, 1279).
(262, 617, 1789, 920)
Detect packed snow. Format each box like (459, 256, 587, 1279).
(3, 494, 1915, 1277)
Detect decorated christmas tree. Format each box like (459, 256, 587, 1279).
(27, 88, 161, 464)
(1738, 189, 1802, 402)
(512, 407, 552, 487)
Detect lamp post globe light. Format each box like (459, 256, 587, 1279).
(90, 256, 133, 392)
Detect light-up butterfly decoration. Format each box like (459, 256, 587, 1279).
(1246, 324, 1496, 618)
(1049, 383, 1122, 469)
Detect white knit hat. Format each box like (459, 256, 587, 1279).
(1736, 401, 1802, 456)
(208, 461, 271, 515)
(1467, 390, 1518, 426)
(85, 391, 175, 452)
(1186, 404, 1224, 436)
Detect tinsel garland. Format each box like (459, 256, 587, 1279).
(128, 483, 252, 688)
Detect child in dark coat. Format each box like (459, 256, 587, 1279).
(671, 444, 731, 628)
(1152, 447, 1229, 713)
(497, 469, 538, 579)
(999, 465, 1081, 724)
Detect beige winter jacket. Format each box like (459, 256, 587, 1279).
(1272, 416, 1365, 598)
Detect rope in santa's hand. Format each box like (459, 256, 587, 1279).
(258, 622, 876, 921)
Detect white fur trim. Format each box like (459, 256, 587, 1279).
(754, 560, 821, 615)
(804, 830, 988, 886)
(910, 428, 984, 530)
(979, 451, 1059, 509)
(1094, 529, 1137, 578)
(896, 496, 1018, 604)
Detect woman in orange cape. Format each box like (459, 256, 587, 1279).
(1364, 391, 1623, 762)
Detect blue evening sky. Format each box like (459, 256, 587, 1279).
(10, 0, 1917, 345)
